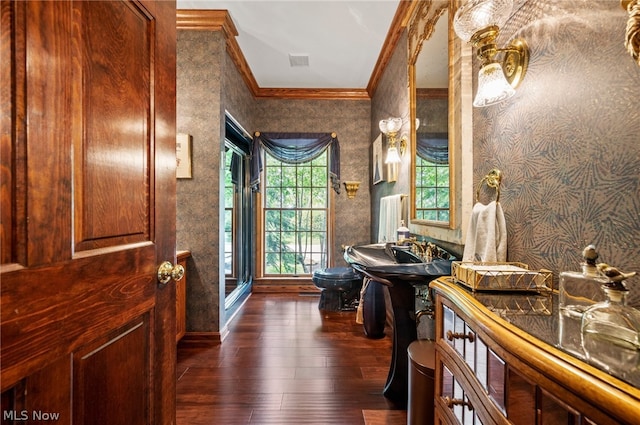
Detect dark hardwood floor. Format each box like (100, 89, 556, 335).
(176, 293, 407, 424)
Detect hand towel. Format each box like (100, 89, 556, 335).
(463, 200, 507, 262)
(378, 194, 404, 243)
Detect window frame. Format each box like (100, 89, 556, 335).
(257, 148, 335, 278)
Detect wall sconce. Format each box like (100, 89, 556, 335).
(622, 0, 640, 66)
(379, 118, 407, 164)
(343, 181, 360, 198)
(453, 0, 529, 107)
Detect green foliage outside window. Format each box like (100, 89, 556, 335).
(415, 156, 450, 222)
(263, 151, 328, 275)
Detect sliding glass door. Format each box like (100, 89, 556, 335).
(223, 114, 252, 312)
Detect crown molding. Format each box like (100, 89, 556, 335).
(177, 3, 414, 101)
(366, 0, 415, 97)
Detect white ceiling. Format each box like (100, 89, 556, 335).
(176, 0, 401, 89)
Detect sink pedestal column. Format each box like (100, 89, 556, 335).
(383, 280, 420, 405)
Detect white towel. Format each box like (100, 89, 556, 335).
(378, 194, 404, 243)
(463, 201, 507, 262)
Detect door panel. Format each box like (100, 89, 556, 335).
(74, 318, 150, 425)
(73, 0, 152, 251)
(1, 1, 176, 424)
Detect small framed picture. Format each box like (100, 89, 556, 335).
(176, 133, 192, 179)
(372, 133, 385, 184)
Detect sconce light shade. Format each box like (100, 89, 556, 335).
(379, 118, 403, 135)
(453, 0, 528, 108)
(453, 0, 513, 42)
(385, 146, 402, 164)
(473, 62, 516, 107)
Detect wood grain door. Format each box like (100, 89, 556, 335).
(1, 1, 177, 424)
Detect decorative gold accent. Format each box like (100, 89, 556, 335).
(408, 1, 449, 68)
(331, 132, 337, 138)
(622, 0, 640, 66)
(158, 261, 185, 285)
(502, 39, 529, 88)
(470, 26, 529, 89)
(343, 181, 361, 199)
(398, 134, 408, 157)
(476, 168, 502, 203)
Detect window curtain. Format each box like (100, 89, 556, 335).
(416, 132, 448, 164)
(250, 132, 341, 193)
(230, 152, 241, 186)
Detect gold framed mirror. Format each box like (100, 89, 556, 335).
(409, 0, 456, 228)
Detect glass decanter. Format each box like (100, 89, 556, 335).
(581, 266, 640, 378)
(559, 245, 608, 319)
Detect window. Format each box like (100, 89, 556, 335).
(223, 149, 235, 276)
(263, 150, 328, 275)
(415, 156, 450, 222)
(223, 114, 253, 311)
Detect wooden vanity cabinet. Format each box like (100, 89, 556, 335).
(430, 278, 640, 425)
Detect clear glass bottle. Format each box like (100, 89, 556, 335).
(581, 277, 640, 378)
(558, 245, 608, 319)
(558, 245, 608, 355)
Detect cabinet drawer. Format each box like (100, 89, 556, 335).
(442, 305, 492, 391)
(439, 364, 482, 425)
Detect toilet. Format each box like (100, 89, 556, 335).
(312, 267, 363, 311)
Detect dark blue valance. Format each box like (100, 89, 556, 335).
(417, 132, 448, 165)
(250, 132, 341, 193)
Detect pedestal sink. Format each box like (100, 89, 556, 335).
(344, 243, 453, 405)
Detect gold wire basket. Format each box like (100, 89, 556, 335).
(452, 261, 553, 292)
(474, 292, 553, 316)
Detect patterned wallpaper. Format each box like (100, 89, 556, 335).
(371, 31, 412, 240)
(177, 30, 225, 331)
(474, 1, 640, 303)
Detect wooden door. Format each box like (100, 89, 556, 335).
(1, 1, 177, 424)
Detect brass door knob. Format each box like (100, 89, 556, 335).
(157, 261, 185, 284)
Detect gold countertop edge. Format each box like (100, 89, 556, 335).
(430, 277, 640, 418)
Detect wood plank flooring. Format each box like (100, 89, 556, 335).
(176, 293, 407, 424)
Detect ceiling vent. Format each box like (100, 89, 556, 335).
(289, 54, 310, 67)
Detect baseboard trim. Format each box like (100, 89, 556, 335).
(178, 332, 222, 347)
(253, 284, 320, 293)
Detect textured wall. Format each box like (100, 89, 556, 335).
(371, 30, 411, 241)
(473, 1, 640, 302)
(176, 30, 225, 332)
(253, 99, 372, 265)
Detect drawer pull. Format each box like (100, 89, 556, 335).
(446, 330, 475, 342)
(444, 396, 473, 411)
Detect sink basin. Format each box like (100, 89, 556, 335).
(343, 242, 455, 404)
(344, 243, 453, 284)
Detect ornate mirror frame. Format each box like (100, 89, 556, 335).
(409, 0, 473, 243)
